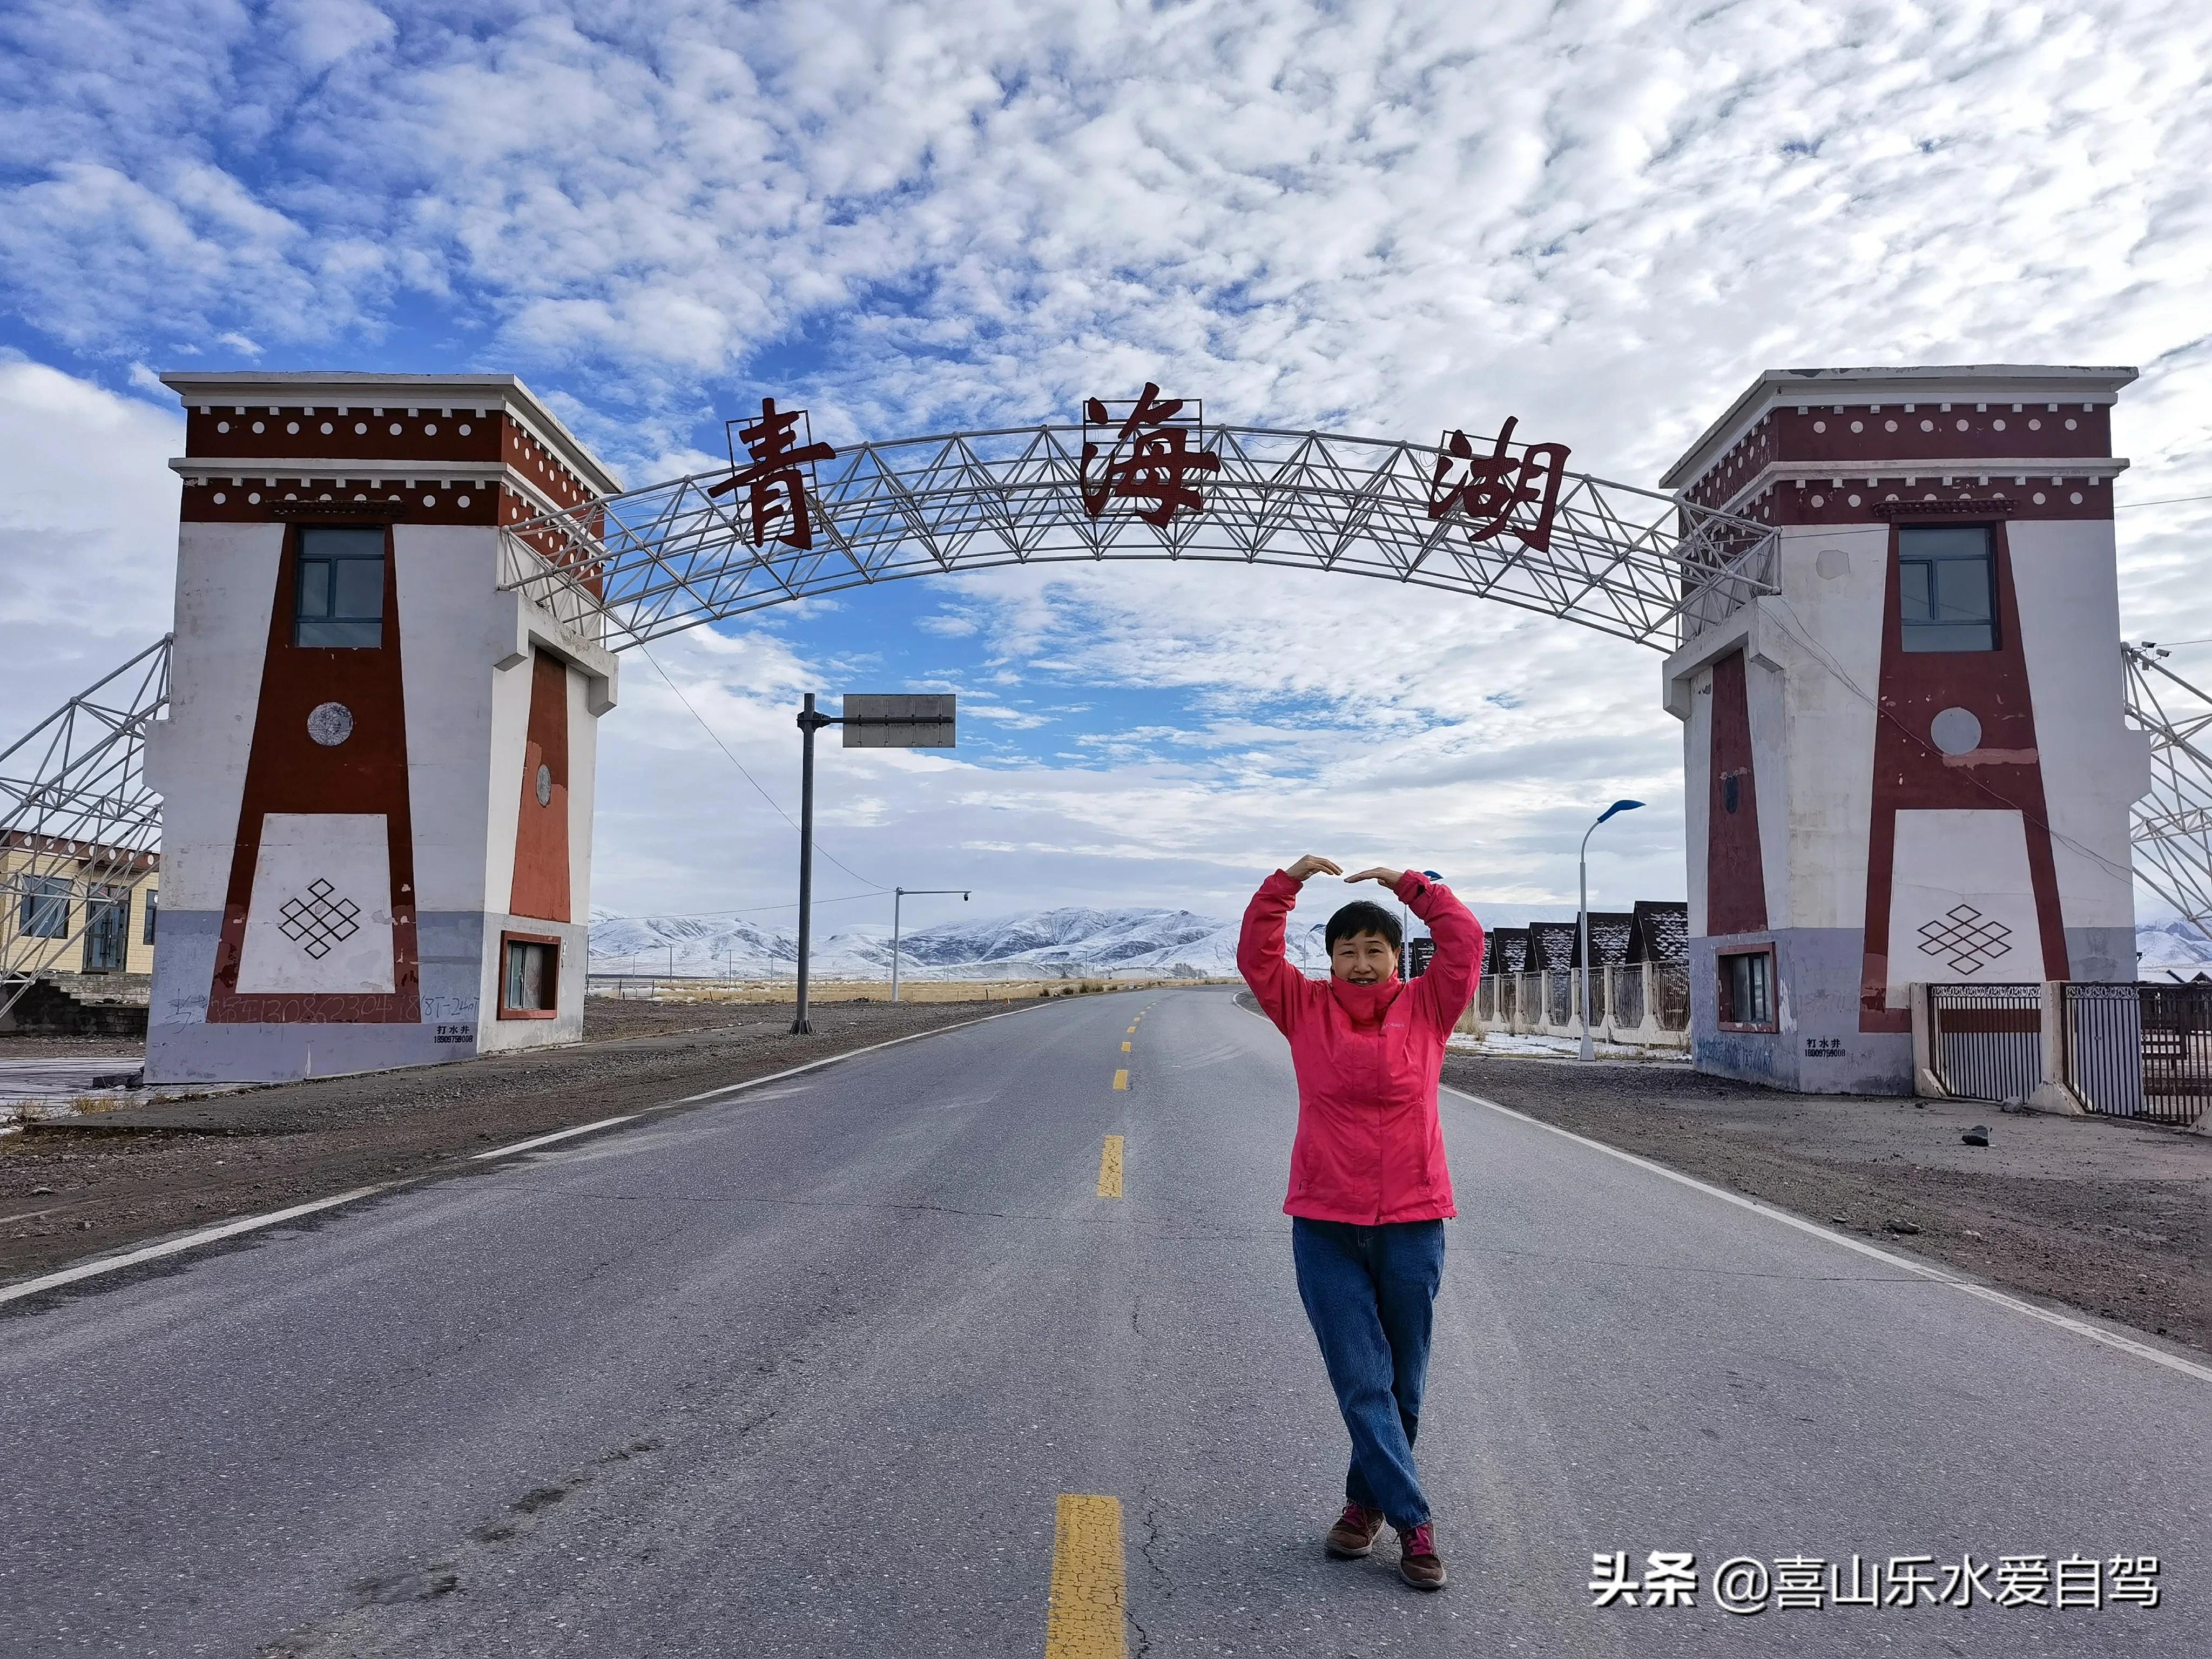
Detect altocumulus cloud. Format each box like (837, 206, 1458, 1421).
(3, 0, 2210, 929)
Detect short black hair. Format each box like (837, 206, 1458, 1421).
(1326, 900, 1402, 953)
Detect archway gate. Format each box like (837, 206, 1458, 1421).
(496, 402, 1779, 652)
(0, 367, 2162, 1094)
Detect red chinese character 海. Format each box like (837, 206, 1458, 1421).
(1080, 383, 1222, 529)
(1426, 416, 1571, 552)
(709, 397, 838, 551)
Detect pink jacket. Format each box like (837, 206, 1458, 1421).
(1237, 869, 1484, 1225)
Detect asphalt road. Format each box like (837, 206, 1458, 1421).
(2, 987, 2206, 1657)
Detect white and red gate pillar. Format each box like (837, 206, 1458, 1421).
(143, 373, 619, 1083)
(1662, 366, 2150, 1092)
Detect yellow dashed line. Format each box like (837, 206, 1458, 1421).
(1096, 1135, 1124, 1198)
(1126, 1026, 1136, 1034)
(1044, 1494, 1128, 1657)
(1121, 1041, 1131, 1053)
(1112, 1069, 1128, 1090)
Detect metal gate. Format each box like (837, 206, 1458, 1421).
(2135, 984, 2212, 1127)
(1929, 983, 2041, 1103)
(2061, 983, 2146, 1118)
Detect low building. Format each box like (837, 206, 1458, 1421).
(2, 832, 161, 977)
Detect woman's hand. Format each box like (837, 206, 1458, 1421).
(1344, 866, 1406, 889)
(1284, 854, 1343, 883)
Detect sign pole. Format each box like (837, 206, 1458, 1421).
(793, 692, 832, 1035)
(892, 887, 904, 1003)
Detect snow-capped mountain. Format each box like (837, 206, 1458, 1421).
(589, 906, 1246, 981)
(2137, 919, 2212, 980)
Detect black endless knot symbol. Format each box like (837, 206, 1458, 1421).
(277, 879, 363, 961)
(1915, 903, 2012, 975)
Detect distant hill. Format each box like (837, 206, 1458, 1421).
(589, 905, 1246, 981)
(596, 912, 2212, 983)
(2137, 919, 2212, 980)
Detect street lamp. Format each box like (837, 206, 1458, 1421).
(890, 886, 970, 1001)
(1579, 800, 1644, 1061)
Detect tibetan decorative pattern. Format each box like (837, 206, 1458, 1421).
(277, 879, 365, 960)
(1916, 903, 2013, 975)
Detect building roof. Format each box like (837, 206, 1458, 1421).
(1628, 900, 1688, 965)
(159, 370, 624, 496)
(1660, 364, 2137, 492)
(1572, 912, 1635, 968)
(1, 830, 160, 871)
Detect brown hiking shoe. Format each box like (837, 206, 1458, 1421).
(1398, 1522, 1447, 1590)
(1325, 1503, 1385, 1559)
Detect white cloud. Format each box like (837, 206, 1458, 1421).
(0, 357, 181, 732)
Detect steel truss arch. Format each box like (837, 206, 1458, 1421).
(2123, 643, 2212, 941)
(495, 422, 1783, 653)
(0, 634, 171, 1021)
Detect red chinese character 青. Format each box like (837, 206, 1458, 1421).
(1426, 416, 1571, 552)
(1080, 383, 1222, 529)
(709, 397, 838, 551)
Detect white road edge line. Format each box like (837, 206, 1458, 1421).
(0, 1186, 389, 1309)
(469, 1115, 636, 1160)
(0, 995, 1094, 1310)
(662, 1001, 1046, 1105)
(1444, 1084, 2212, 1388)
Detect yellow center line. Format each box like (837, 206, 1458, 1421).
(1044, 1494, 1128, 1657)
(1096, 1135, 1124, 1198)
(1112, 1068, 1128, 1090)
(1121, 1041, 1130, 1053)
(1126, 1026, 1136, 1033)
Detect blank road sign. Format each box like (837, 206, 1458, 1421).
(842, 693, 956, 748)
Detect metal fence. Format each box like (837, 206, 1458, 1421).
(2137, 984, 2212, 1125)
(1652, 963, 1690, 1031)
(1929, 983, 2042, 1104)
(2052, 983, 2208, 1127)
(1611, 966, 1645, 1030)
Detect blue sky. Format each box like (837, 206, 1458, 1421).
(6, 0, 2211, 934)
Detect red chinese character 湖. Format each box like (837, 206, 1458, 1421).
(1426, 416, 1570, 552)
(709, 397, 838, 551)
(1080, 383, 1222, 528)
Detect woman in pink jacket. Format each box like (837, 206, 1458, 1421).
(1237, 854, 1483, 1592)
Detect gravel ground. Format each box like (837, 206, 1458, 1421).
(1443, 1053, 2211, 1357)
(0, 994, 1042, 1285)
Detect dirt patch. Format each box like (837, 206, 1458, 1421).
(1443, 1054, 2211, 1357)
(0, 995, 1037, 1287)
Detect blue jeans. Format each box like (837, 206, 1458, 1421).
(1291, 1217, 1445, 1529)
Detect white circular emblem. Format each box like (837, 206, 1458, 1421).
(1930, 706, 1982, 757)
(536, 764, 554, 807)
(307, 702, 355, 747)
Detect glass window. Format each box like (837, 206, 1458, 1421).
(1898, 525, 1995, 652)
(144, 887, 159, 944)
(294, 526, 386, 648)
(17, 874, 71, 939)
(1720, 949, 1772, 1027)
(503, 939, 558, 1013)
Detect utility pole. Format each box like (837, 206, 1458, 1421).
(891, 886, 970, 1001)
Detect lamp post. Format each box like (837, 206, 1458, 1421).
(1578, 800, 1644, 1061)
(891, 886, 970, 1001)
